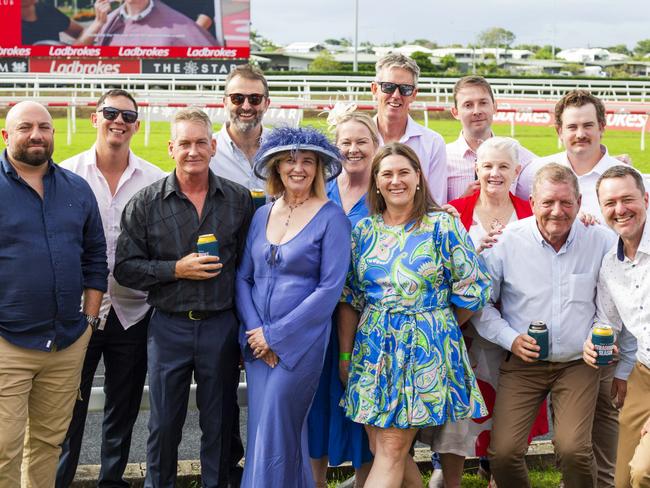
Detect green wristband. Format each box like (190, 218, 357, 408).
(339, 352, 352, 361)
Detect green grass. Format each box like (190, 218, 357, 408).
(1, 116, 648, 172)
(325, 469, 563, 487)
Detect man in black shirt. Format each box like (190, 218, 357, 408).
(114, 107, 253, 487)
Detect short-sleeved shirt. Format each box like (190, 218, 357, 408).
(22, 3, 71, 45)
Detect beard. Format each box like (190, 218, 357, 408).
(229, 108, 263, 134)
(11, 141, 54, 167)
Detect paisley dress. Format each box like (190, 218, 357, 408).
(342, 211, 491, 428)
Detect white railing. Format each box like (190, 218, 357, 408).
(1, 73, 650, 105)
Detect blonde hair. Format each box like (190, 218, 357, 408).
(334, 112, 380, 148)
(533, 163, 580, 200)
(171, 107, 212, 140)
(476, 136, 520, 165)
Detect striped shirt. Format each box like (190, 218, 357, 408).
(114, 171, 254, 313)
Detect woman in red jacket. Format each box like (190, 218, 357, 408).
(423, 136, 548, 488)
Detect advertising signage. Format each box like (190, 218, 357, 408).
(0, 0, 250, 60)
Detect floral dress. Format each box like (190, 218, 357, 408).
(342, 211, 491, 428)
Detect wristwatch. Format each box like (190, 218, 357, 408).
(84, 314, 101, 331)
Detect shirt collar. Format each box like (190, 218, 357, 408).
(1, 149, 56, 178)
(373, 114, 425, 144)
(163, 169, 223, 199)
(119, 0, 154, 21)
(529, 215, 579, 252)
(85, 144, 141, 175)
(617, 218, 650, 261)
(563, 144, 613, 177)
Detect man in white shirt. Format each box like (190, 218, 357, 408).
(478, 163, 616, 487)
(520, 90, 627, 487)
(209, 64, 270, 190)
(372, 53, 448, 204)
(584, 165, 650, 488)
(56, 90, 165, 487)
(446, 75, 537, 201)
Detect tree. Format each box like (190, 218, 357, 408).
(477, 27, 515, 48)
(438, 54, 457, 71)
(308, 51, 342, 72)
(412, 39, 438, 49)
(534, 46, 554, 59)
(410, 51, 435, 72)
(515, 44, 541, 52)
(634, 39, 650, 56)
(607, 44, 631, 56)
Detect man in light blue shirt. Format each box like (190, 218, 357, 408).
(478, 163, 615, 487)
(209, 64, 269, 190)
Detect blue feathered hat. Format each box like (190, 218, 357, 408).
(253, 126, 342, 181)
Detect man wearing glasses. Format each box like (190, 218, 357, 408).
(56, 90, 165, 487)
(372, 53, 448, 204)
(209, 64, 270, 190)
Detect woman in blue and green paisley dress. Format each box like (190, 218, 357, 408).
(339, 142, 491, 487)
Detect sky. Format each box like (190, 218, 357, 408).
(251, 0, 650, 50)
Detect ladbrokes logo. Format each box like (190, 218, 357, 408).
(50, 60, 122, 74)
(0, 46, 31, 57)
(29, 59, 141, 74)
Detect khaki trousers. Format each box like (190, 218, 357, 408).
(0, 327, 91, 488)
(615, 362, 650, 488)
(489, 356, 600, 488)
(593, 363, 619, 488)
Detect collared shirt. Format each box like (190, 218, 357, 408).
(114, 171, 254, 313)
(119, 0, 155, 21)
(209, 123, 268, 190)
(477, 216, 615, 362)
(446, 131, 537, 201)
(597, 220, 650, 373)
(519, 145, 624, 222)
(376, 115, 448, 204)
(0, 150, 108, 351)
(60, 147, 165, 329)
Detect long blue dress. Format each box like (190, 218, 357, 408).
(307, 180, 373, 468)
(235, 200, 351, 488)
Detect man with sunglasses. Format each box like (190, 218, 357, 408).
(209, 64, 270, 190)
(56, 90, 165, 488)
(372, 53, 448, 204)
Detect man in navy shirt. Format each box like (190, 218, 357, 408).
(0, 101, 108, 487)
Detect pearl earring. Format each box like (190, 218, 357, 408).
(416, 185, 420, 191)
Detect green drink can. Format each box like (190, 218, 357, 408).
(528, 321, 549, 360)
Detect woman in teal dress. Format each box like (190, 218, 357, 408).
(339, 142, 491, 487)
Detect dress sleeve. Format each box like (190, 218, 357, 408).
(340, 221, 366, 312)
(264, 212, 352, 370)
(441, 213, 491, 311)
(235, 215, 264, 352)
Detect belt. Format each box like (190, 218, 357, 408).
(167, 310, 219, 321)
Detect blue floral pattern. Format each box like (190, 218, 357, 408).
(342, 211, 491, 428)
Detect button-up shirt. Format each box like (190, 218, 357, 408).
(114, 170, 254, 313)
(60, 147, 165, 329)
(446, 131, 537, 201)
(376, 115, 448, 204)
(519, 145, 623, 222)
(597, 220, 650, 373)
(0, 150, 108, 351)
(477, 216, 615, 362)
(209, 123, 268, 190)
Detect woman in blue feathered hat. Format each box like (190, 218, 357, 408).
(235, 127, 352, 487)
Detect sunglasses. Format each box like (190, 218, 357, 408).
(226, 93, 265, 106)
(97, 106, 138, 124)
(376, 82, 415, 96)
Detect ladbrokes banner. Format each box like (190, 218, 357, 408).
(0, 0, 250, 60)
